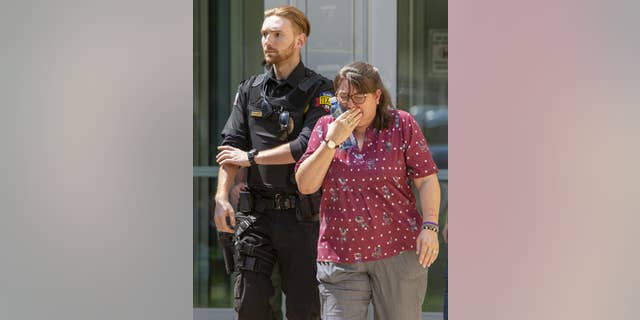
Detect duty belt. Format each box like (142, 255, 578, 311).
(254, 193, 297, 211)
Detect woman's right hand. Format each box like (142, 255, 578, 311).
(325, 108, 362, 144)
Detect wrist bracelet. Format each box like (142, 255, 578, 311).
(422, 222, 439, 232)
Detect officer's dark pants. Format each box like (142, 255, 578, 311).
(234, 208, 320, 320)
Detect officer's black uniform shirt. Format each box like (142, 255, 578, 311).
(221, 62, 333, 195)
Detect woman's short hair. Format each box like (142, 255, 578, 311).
(334, 61, 394, 130)
(264, 6, 310, 37)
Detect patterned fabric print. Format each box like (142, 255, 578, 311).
(338, 178, 350, 191)
(372, 245, 383, 259)
(296, 110, 438, 263)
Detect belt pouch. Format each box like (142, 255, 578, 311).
(238, 191, 253, 213)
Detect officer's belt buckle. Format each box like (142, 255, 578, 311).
(273, 193, 292, 210)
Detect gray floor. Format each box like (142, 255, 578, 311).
(194, 308, 443, 320)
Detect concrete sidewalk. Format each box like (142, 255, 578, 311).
(194, 308, 443, 320)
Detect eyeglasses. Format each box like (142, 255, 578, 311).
(337, 92, 368, 105)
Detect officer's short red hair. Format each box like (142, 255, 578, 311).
(264, 6, 310, 37)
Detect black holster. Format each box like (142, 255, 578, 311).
(237, 190, 253, 213)
(217, 231, 235, 274)
(296, 191, 321, 222)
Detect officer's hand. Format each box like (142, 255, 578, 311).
(326, 108, 362, 144)
(213, 198, 236, 233)
(216, 146, 251, 167)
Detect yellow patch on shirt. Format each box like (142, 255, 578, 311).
(317, 96, 331, 107)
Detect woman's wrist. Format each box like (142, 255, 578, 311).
(422, 221, 439, 232)
(324, 134, 342, 144)
(322, 138, 339, 150)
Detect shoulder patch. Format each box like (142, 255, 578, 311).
(315, 91, 334, 112)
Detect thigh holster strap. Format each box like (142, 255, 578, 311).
(235, 254, 274, 275)
(234, 243, 275, 275)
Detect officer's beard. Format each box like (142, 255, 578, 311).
(263, 39, 296, 65)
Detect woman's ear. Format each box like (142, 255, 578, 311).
(375, 89, 382, 104)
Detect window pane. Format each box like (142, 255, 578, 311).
(193, 0, 264, 308)
(398, 0, 448, 313)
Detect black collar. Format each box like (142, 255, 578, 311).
(266, 61, 306, 87)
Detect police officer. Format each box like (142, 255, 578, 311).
(213, 6, 333, 320)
